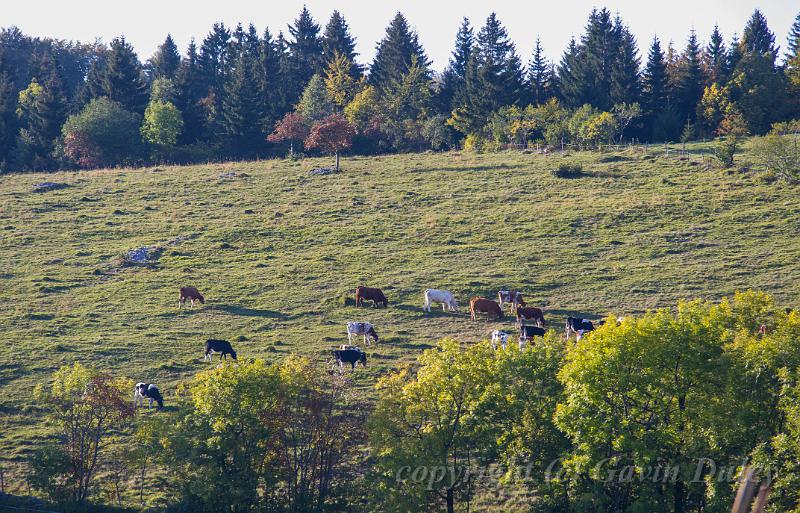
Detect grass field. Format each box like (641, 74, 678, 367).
(1, 143, 799, 490)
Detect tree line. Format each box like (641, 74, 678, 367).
(27, 292, 800, 512)
(1, 7, 799, 171)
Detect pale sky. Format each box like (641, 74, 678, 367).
(3, 1, 798, 70)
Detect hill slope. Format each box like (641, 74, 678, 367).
(1, 146, 799, 476)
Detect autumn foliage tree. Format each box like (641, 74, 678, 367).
(267, 111, 309, 156)
(31, 363, 133, 504)
(304, 113, 355, 171)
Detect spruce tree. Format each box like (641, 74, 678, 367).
(641, 37, 670, 139)
(787, 12, 800, 60)
(197, 23, 232, 138)
(555, 38, 581, 107)
(0, 48, 16, 168)
(221, 51, 263, 155)
(287, 6, 324, 103)
(322, 10, 361, 78)
(100, 37, 148, 113)
(741, 9, 778, 62)
(256, 28, 284, 133)
(670, 30, 705, 125)
(369, 12, 431, 89)
(437, 18, 474, 114)
(174, 39, 205, 144)
(705, 25, 727, 85)
(528, 37, 552, 106)
(473, 12, 524, 106)
(28, 52, 66, 150)
(149, 34, 181, 79)
(727, 34, 743, 74)
(610, 19, 641, 106)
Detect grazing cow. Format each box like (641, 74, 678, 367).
(179, 286, 205, 308)
(497, 290, 525, 312)
(333, 348, 367, 370)
(347, 322, 379, 346)
(519, 325, 546, 348)
(355, 286, 388, 308)
(204, 339, 237, 362)
(423, 289, 458, 312)
(516, 307, 546, 327)
(565, 317, 596, 341)
(134, 382, 164, 410)
(758, 324, 767, 335)
(491, 330, 513, 350)
(178, 287, 206, 310)
(470, 297, 504, 321)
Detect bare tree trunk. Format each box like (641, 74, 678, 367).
(446, 488, 455, 513)
(335, 151, 340, 172)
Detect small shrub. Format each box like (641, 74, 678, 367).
(551, 162, 584, 178)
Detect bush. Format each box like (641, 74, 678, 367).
(61, 97, 142, 168)
(751, 133, 800, 182)
(551, 162, 584, 178)
(713, 135, 740, 168)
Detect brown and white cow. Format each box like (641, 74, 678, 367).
(498, 290, 525, 312)
(179, 286, 205, 308)
(470, 297, 504, 321)
(355, 286, 388, 308)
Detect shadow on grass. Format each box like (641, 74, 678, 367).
(411, 163, 527, 173)
(215, 304, 285, 318)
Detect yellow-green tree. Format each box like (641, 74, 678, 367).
(324, 51, 359, 109)
(141, 100, 183, 146)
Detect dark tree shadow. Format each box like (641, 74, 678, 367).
(215, 304, 285, 318)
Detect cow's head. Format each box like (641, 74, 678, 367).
(359, 352, 367, 367)
(198, 294, 205, 304)
(229, 349, 238, 360)
(368, 327, 379, 344)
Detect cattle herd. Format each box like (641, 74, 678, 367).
(132, 285, 611, 412)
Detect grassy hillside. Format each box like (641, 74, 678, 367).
(1, 144, 799, 487)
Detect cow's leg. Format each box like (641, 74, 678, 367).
(348, 332, 353, 344)
(148, 398, 153, 410)
(364, 334, 369, 346)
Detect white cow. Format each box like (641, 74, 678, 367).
(347, 322, 379, 346)
(491, 330, 513, 350)
(423, 289, 459, 312)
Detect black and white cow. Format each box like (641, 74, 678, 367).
(519, 325, 546, 348)
(347, 322, 379, 346)
(565, 317, 596, 341)
(490, 330, 513, 350)
(134, 382, 164, 410)
(333, 348, 367, 370)
(204, 339, 238, 362)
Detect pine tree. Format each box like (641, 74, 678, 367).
(369, 12, 431, 89)
(670, 30, 705, 125)
(287, 6, 324, 103)
(705, 25, 727, 85)
(100, 37, 148, 113)
(149, 34, 181, 80)
(322, 10, 362, 78)
(610, 19, 641, 106)
(741, 9, 778, 62)
(528, 37, 552, 105)
(221, 51, 263, 155)
(80, 51, 106, 107)
(787, 11, 800, 60)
